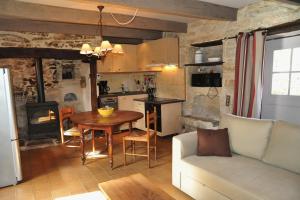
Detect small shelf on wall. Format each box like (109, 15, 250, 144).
(191, 39, 223, 48)
(184, 61, 223, 67)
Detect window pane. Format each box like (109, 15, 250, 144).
(290, 73, 300, 96)
(271, 73, 289, 95)
(273, 49, 291, 72)
(292, 47, 300, 71)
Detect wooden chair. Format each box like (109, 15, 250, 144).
(123, 107, 157, 168)
(59, 107, 95, 150)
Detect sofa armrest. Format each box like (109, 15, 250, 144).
(172, 131, 197, 188)
(172, 131, 198, 160)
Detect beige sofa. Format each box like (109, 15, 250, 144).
(172, 114, 300, 200)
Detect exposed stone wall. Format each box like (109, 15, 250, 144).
(0, 31, 99, 49)
(176, 0, 300, 124)
(0, 31, 96, 137)
(0, 31, 98, 96)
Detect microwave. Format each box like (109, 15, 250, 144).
(191, 73, 222, 87)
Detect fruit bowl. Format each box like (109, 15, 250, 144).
(98, 106, 114, 117)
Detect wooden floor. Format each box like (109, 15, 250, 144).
(0, 132, 192, 200)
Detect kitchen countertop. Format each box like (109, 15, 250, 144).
(100, 91, 147, 97)
(133, 97, 185, 104)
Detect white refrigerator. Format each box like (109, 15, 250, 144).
(0, 68, 22, 187)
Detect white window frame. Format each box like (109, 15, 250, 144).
(261, 35, 300, 125)
(271, 47, 300, 96)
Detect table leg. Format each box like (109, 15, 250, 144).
(129, 122, 135, 161)
(107, 127, 113, 169)
(92, 130, 95, 153)
(129, 122, 132, 133)
(80, 127, 86, 165)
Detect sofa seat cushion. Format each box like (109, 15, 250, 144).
(180, 154, 300, 200)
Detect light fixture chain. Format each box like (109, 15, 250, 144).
(100, 7, 103, 40)
(110, 9, 138, 26)
(81, 5, 124, 58)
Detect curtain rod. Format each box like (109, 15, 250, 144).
(223, 28, 268, 41)
(222, 19, 300, 41)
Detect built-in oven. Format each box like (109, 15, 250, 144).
(98, 96, 118, 110)
(144, 103, 162, 132)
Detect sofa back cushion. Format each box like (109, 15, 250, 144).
(263, 121, 300, 174)
(220, 113, 273, 160)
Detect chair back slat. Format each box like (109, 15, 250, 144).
(146, 107, 157, 138)
(59, 107, 75, 133)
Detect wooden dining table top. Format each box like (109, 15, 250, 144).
(70, 110, 144, 127)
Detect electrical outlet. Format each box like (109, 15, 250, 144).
(226, 95, 230, 107)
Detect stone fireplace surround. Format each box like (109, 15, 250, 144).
(1, 58, 91, 140)
(0, 31, 99, 139)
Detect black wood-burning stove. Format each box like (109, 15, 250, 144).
(26, 101, 60, 139)
(26, 58, 60, 140)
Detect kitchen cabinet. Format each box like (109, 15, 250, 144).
(144, 102, 182, 136)
(137, 38, 179, 70)
(118, 94, 147, 130)
(160, 103, 182, 136)
(133, 100, 146, 131)
(98, 53, 114, 73)
(97, 44, 137, 73)
(111, 45, 137, 72)
(133, 98, 183, 136)
(97, 38, 178, 73)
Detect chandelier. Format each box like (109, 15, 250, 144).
(80, 6, 124, 57)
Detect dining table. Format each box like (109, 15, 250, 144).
(70, 110, 143, 169)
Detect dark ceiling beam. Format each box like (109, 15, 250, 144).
(103, 37, 143, 45)
(0, 0, 187, 33)
(0, 47, 85, 60)
(0, 18, 162, 41)
(94, 0, 237, 20)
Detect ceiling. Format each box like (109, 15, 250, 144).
(197, 0, 261, 8)
(15, 0, 259, 23)
(2, 0, 297, 44)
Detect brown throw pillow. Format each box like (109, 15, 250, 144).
(197, 128, 232, 157)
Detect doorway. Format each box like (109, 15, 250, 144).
(261, 34, 300, 124)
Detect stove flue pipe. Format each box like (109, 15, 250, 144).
(35, 57, 45, 103)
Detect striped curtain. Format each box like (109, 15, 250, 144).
(233, 31, 267, 118)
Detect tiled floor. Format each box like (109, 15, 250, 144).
(0, 132, 192, 200)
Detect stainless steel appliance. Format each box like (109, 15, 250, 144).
(98, 80, 110, 94)
(0, 68, 22, 187)
(99, 96, 118, 110)
(191, 73, 222, 87)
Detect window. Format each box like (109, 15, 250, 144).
(271, 47, 300, 96)
(262, 35, 300, 125)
